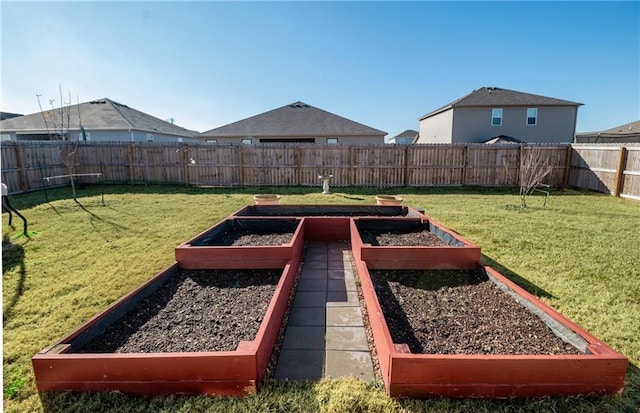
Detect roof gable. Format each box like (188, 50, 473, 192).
(0, 98, 198, 137)
(199, 101, 386, 137)
(420, 87, 582, 120)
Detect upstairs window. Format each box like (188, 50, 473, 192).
(326, 138, 338, 145)
(526, 108, 538, 125)
(491, 108, 503, 126)
(146, 133, 154, 142)
(206, 139, 218, 144)
(241, 138, 253, 145)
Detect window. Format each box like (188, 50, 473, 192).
(206, 139, 218, 144)
(78, 132, 91, 141)
(146, 133, 154, 142)
(177, 137, 183, 143)
(526, 108, 538, 125)
(326, 138, 338, 145)
(491, 108, 503, 126)
(241, 138, 253, 145)
(1, 134, 11, 141)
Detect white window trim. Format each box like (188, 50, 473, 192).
(526, 108, 538, 126)
(146, 133, 155, 142)
(241, 138, 253, 145)
(491, 108, 503, 126)
(206, 139, 218, 144)
(326, 138, 338, 145)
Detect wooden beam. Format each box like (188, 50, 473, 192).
(613, 146, 628, 197)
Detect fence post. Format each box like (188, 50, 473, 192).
(14, 144, 28, 193)
(182, 145, 190, 186)
(127, 143, 135, 185)
(403, 145, 410, 187)
(562, 145, 573, 189)
(239, 146, 245, 187)
(461, 145, 468, 186)
(295, 146, 301, 185)
(350, 146, 355, 186)
(613, 146, 628, 197)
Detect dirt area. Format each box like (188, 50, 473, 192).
(370, 269, 582, 355)
(359, 229, 449, 247)
(224, 232, 293, 246)
(80, 268, 281, 353)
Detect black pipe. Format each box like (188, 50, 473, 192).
(2, 196, 28, 238)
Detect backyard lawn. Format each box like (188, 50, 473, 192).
(2, 185, 639, 412)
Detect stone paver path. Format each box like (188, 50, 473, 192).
(274, 241, 374, 381)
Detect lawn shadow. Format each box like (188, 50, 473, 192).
(2, 239, 26, 322)
(482, 254, 555, 300)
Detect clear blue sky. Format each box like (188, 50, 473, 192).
(1, 1, 638, 137)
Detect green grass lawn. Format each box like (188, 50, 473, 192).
(3, 184, 639, 412)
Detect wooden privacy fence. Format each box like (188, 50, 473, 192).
(2, 141, 638, 200)
(0, 142, 573, 194)
(570, 144, 640, 201)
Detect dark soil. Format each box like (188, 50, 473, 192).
(217, 231, 293, 246)
(370, 269, 582, 355)
(80, 269, 281, 353)
(359, 229, 449, 247)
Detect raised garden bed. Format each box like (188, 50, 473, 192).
(231, 205, 427, 241)
(354, 258, 628, 398)
(32, 261, 302, 396)
(350, 218, 481, 269)
(232, 204, 422, 218)
(175, 218, 305, 269)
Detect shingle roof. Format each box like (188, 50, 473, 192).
(482, 135, 523, 144)
(199, 101, 386, 138)
(420, 87, 582, 120)
(393, 129, 419, 139)
(575, 120, 640, 138)
(0, 98, 198, 137)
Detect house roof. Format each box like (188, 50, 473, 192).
(575, 120, 640, 140)
(482, 135, 523, 144)
(0, 98, 198, 137)
(420, 87, 583, 120)
(199, 101, 386, 138)
(0, 112, 23, 121)
(393, 129, 418, 139)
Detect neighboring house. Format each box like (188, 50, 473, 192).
(482, 135, 523, 144)
(0, 112, 22, 121)
(388, 129, 418, 145)
(198, 101, 386, 145)
(416, 87, 582, 144)
(0, 98, 198, 142)
(574, 120, 640, 143)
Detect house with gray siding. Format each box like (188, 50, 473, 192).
(387, 129, 418, 145)
(198, 101, 386, 145)
(416, 87, 582, 144)
(574, 120, 640, 143)
(0, 98, 198, 142)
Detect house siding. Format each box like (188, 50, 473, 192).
(451, 106, 577, 143)
(197, 135, 385, 145)
(417, 109, 453, 143)
(10, 129, 195, 143)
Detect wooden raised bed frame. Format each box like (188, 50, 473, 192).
(33, 240, 304, 396)
(175, 217, 305, 269)
(350, 217, 481, 269)
(353, 257, 628, 398)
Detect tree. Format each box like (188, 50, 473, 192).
(36, 85, 81, 201)
(519, 145, 553, 208)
